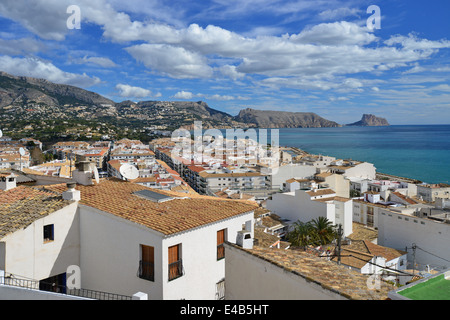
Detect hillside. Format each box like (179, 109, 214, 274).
(346, 114, 390, 126)
(234, 108, 341, 128)
(0, 71, 114, 108)
(0, 71, 355, 143)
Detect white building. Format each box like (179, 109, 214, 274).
(261, 163, 316, 190)
(0, 169, 257, 300)
(224, 243, 394, 300)
(328, 160, 376, 180)
(416, 183, 450, 203)
(267, 187, 353, 237)
(377, 206, 450, 272)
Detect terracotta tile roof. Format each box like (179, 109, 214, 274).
(234, 245, 395, 300)
(199, 171, 263, 178)
(305, 188, 336, 197)
(0, 186, 73, 239)
(313, 196, 352, 203)
(331, 247, 374, 269)
(347, 222, 378, 243)
(285, 178, 309, 183)
(39, 179, 257, 236)
(187, 165, 206, 173)
(391, 191, 418, 205)
(363, 240, 407, 261)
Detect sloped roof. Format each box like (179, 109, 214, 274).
(40, 178, 258, 236)
(0, 186, 73, 239)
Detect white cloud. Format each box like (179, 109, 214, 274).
(115, 83, 153, 98)
(0, 37, 45, 55)
(0, 0, 69, 40)
(126, 44, 214, 79)
(289, 21, 377, 45)
(172, 91, 248, 101)
(173, 91, 195, 99)
(0, 55, 101, 87)
(76, 56, 118, 68)
(1, 0, 449, 96)
(385, 33, 450, 51)
(318, 7, 362, 21)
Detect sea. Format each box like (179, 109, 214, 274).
(275, 125, 450, 184)
(200, 125, 449, 184)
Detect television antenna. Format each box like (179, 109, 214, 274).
(119, 163, 139, 180)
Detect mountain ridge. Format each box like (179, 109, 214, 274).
(0, 71, 388, 130)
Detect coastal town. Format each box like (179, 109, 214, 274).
(0, 130, 449, 301)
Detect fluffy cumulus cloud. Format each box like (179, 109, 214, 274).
(0, 0, 449, 97)
(75, 56, 118, 68)
(126, 44, 214, 79)
(115, 83, 154, 99)
(0, 55, 101, 87)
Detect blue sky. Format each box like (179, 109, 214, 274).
(0, 0, 449, 125)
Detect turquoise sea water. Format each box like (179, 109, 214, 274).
(276, 125, 450, 184)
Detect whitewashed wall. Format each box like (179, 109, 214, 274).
(377, 209, 450, 270)
(78, 204, 254, 300)
(0, 202, 80, 281)
(224, 244, 348, 300)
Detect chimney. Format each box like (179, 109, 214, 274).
(72, 161, 94, 186)
(0, 173, 17, 191)
(62, 182, 81, 201)
(236, 230, 253, 249)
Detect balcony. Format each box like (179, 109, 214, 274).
(168, 260, 184, 281)
(0, 274, 132, 300)
(217, 244, 225, 260)
(138, 260, 154, 282)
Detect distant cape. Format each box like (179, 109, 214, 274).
(346, 114, 389, 126)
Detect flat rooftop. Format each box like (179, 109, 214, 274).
(393, 271, 450, 300)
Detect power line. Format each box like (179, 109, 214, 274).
(317, 253, 414, 276)
(415, 245, 450, 263)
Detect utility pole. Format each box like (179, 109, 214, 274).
(337, 224, 343, 265)
(412, 243, 417, 275)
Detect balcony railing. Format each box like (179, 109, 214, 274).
(138, 260, 155, 282)
(168, 260, 183, 281)
(217, 244, 225, 261)
(0, 275, 132, 300)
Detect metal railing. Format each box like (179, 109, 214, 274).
(1, 275, 132, 300)
(168, 260, 183, 281)
(138, 260, 155, 282)
(217, 244, 225, 260)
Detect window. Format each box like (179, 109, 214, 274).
(139, 245, 154, 281)
(43, 224, 54, 242)
(168, 244, 183, 281)
(217, 229, 226, 260)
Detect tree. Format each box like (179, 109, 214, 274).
(310, 216, 338, 246)
(287, 217, 338, 247)
(287, 221, 316, 248)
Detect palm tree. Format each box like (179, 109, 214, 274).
(287, 221, 316, 248)
(310, 216, 338, 246)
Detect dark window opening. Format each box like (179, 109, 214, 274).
(43, 224, 54, 242)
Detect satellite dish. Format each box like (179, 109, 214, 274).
(88, 163, 100, 184)
(0, 129, 2, 138)
(119, 163, 139, 180)
(19, 147, 26, 156)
